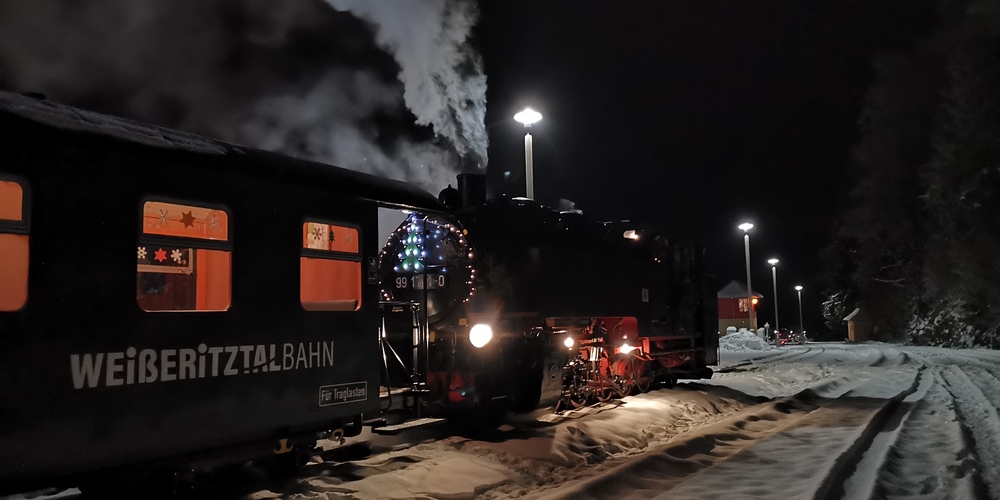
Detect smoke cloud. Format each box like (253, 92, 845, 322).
(0, 0, 487, 192)
(325, 0, 489, 169)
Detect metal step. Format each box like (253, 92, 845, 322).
(363, 417, 387, 428)
(371, 417, 446, 435)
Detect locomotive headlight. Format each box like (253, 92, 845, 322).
(620, 343, 636, 354)
(469, 323, 493, 348)
(563, 336, 575, 349)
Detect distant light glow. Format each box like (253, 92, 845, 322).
(564, 336, 575, 349)
(623, 229, 640, 240)
(768, 258, 779, 265)
(514, 107, 542, 126)
(738, 222, 754, 232)
(795, 285, 803, 291)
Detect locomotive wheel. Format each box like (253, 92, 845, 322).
(596, 387, 616, 403)
(570, 391, 590, 409)
(632, 361, 652, 394)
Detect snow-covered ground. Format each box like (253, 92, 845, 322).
(10, 342, 1000, 499)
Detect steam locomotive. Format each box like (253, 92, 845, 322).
(0, 90, 715, 494)
(377, 174, 717, 422)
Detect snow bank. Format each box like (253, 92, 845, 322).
(720, 329, 773, 352)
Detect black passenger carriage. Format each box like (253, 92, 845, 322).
(0, 91, 444, 491)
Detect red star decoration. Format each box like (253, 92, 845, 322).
(180, 211, 196, 228)
(154, 248, 167, 262)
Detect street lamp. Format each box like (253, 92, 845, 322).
(738, 222, 755, 334)
(514, 107, 542, 199)
(795, 285, 804, 334)
(768, 258, 780, 343)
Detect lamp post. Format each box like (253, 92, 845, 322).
(513, 108, 542, 199)
(768, 258, 780, 344)
(795, 285, 804, 334)
(738, 222, 755, 334)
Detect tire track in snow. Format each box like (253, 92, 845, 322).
(721, 346, 825, 374)
(665, 367, 920, 500)
(840, 367, 977, 499)
(939, 365, 1000, 499)
(533, 371, 914, 500)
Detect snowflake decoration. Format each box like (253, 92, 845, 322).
(158, 209, 170, 225)
(311, 225, 325, 244)
(170, 249, 184, 264)
(207, 214, 219, 229)
(138, 246, 147, 260)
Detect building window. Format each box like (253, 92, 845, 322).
(138, 200, 231, 312)
(0, 178, 29, 311)
(738, 298, 749, 313)
(301, 221, 361, 311)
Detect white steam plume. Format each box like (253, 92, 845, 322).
(325, 0, 489, 168)
(237, 70, 461, 190)
(0, 0, 485, 192)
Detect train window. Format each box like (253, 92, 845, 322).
(138, 200, 231, 312)
(301, 221, 361, 311)
(0, 178, 29, 311)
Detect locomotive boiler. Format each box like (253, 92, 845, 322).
(378, 174, 717, 420)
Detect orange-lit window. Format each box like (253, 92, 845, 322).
(0, 178, 29, 312)
(301, 221, 361, 311)
(138, 200, 231, 312)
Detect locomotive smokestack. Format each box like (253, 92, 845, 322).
(458, 173, 487, 209)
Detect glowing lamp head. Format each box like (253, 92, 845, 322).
(620, 343, 636, 354)
(623, 229, 640, 240)
(738, 222, 754, 232)
(768, 258, 779, 266)
(795, 285, 803, 291)
(563, 336, 575, 349)
(469, 323, 493, 348)
(751, 297, 759, 305)
(514, 108, 542, 126)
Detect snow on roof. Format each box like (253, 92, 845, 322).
(0, 91, 227, 155)
(844, 307, 861, 321)
(717, 280, 764, 299)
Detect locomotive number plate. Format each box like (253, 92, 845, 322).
(394, 274, 447, 290)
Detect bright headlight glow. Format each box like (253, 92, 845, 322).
(469, 323, 493, 348)
(620, 343, 636, 354)
(564, 336, 575, 349)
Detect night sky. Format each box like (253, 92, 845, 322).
(0, 0, 941, 335)
(477, 1, 937, 334)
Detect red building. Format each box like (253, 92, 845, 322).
(717, 280, 763, 335)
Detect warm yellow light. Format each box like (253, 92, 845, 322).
(752, 297, 759, 305)
(469, 323, 493, 348)
(564, 336, 575, 349)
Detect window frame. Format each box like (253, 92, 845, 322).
(300, 218, 363, 312)
(0, 174, 30, 312)
(137, 196, 233, 313)
(0, 174, 30, 235)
